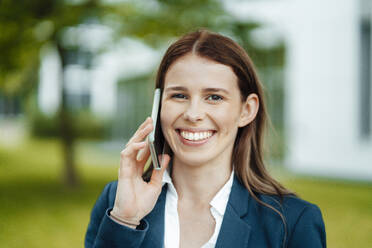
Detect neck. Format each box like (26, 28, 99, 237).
(171, 157, 232, 206)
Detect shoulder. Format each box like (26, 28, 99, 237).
(85, 181, 150, 247)
(259, 193, 322, 220)
(255, 193, 326, 247)
(228, 176, 326, 247)
(98, 180, 118, 207)
(230, 175, 324, 231)
(85, 181, 118, 247)
(102, 180, 118, 196)
(256, 192, 324, 227)
(88, 181, 118, 221)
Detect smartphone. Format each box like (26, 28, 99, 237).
(148, 88, 162, 170)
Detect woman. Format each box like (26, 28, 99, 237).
(85, 29, 326, 248)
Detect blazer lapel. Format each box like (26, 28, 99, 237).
(215, 175, 252, 248)
(141, 185, 167, 247)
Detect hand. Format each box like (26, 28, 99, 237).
(111, 117, 170, 226)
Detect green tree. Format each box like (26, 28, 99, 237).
(0, 0, 228, 186)
(1, 0, 108, 186)
(1, 0, 285, 186)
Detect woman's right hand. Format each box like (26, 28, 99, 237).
(111, 117, 170, 227)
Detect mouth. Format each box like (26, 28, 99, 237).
(175, 128, 216, 145)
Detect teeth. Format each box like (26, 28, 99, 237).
(180, 130, 213, 141)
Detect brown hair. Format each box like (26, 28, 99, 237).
(146, 30, 294, 246)
(155, 29, 292, 195)
(148, 29, 294, 244)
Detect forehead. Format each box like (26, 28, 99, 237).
(164, 54, 239, 91)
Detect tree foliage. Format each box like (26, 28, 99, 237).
(0, 0, 285, 185)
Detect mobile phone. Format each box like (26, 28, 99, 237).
(148, 88, 162, 170)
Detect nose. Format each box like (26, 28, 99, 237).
(183, 99, 204, 122)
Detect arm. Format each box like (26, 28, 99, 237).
(85, 117, 170, 248)
(85, 182, 149, 248)
(287, 204, 326, 248)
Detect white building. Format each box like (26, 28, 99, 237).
(227, 0, 372, 180)
(38, 27, 160, 119)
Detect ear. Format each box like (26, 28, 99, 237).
(238, 93, 259, 127)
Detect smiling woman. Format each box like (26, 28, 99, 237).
(85, 29, 326, 248)
(161, 54, 256, 171)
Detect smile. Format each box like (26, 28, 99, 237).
(180, 130, 213, 141)
(175, 129, 216, 145)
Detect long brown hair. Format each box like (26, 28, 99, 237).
(152, 29, 293, 246)
(155, 29, 292, 195)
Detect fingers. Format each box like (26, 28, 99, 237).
(119, 141, 147, 179)
(136, 141, 150, 162)
(119, 117, 159, 180)
(149, 154, 170, 186)
(136, 117, 152, 134)
(121, 141, 147, 159)
(127, 117, 153, 145)
(136, 141, 151, 175)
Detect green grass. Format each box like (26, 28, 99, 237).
(0, 138, 118, 248)
(1, 139, 371, 248)
(281, 176, 372, 248)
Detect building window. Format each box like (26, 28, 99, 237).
(66, 92, 91, 111)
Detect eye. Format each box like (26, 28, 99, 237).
(171, 93, 187, 99)
(206, 94, 223, 101)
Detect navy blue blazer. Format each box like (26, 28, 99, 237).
(85, 175, 326, 247)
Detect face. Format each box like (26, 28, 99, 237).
(160, 54, 252, 168)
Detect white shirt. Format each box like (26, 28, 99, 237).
(162, 169, 234, 248)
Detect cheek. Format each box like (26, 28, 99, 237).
(160, 101, 176, 127)
(208, 105, 241, 133)
(160, 102, 181, 142)
(160, 102, 181, 153)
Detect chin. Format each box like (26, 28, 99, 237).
(173, 152, 217, 168)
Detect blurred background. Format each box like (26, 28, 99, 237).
(0, 0, 371, 247)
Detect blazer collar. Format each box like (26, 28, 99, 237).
(215, 174, 252, 247)
(226, 174, 252, 217)
(142, 175, 252, 247)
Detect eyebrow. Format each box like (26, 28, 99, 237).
(203, 87, 230, 94)
(164, 86, 187, 92)
(164, 86, 230, 94)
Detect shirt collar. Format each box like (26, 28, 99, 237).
(162, 167, 234, 215)
(162, 167, 178, 198)
(162, 167, 172, 186)
(209, 170, 234, 216)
